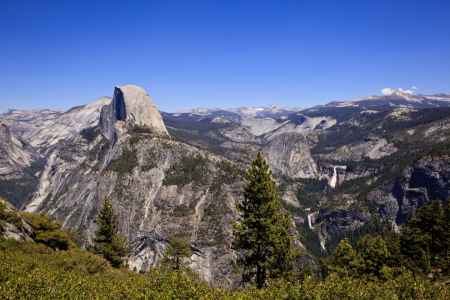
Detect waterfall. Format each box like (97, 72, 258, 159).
(307, 214, 312, 229)
(329, 166, 337, 188)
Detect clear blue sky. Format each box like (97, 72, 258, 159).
(1, 0, 449, 113)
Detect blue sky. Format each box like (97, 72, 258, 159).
(1, 0, 449, 113)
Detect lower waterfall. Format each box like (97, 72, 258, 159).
(329, 166, 337, 188)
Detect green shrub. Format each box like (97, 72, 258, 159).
(21, 210, 71, 250)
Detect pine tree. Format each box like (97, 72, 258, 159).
(86, 197, 130, 268)
(356, 235, 391, 279)
(325, 238, 362, 278)
(400, 211, 429, 274)
(160, 237, 193, 271)
(442, 199, 450, 271)
(231, 152, 301, 289)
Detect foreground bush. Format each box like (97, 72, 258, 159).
(1, 237, 449, 299)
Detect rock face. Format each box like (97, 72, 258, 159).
(24, 123, 314, 286)
(368, 160, 450, 225)
(242, 115, 337, 139)
(318, 165, 379, 187)
(0, 122, 40, 176)
(1, 198, 35, 242)
(219, 124, 265, 144)
(263, 116, 336, 140)
(100, 86, 168, 140)
(242, 117, 285, 136)
(22, 90, 314, 286)
(321, 209, 372, 239)
(262, 133, 317, 178)
(320, 138, 397, 161)
(0, 97, 112, 150)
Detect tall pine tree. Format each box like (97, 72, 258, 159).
(87, 197, 130, 268)
(231, 152, 301, 288)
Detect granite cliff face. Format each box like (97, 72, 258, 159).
(25, 120, 314, 286)
(100, 85, 168, 140)
(0, 96, 111, 150)
(318, 165, 379, 187)
(0, 122, 43, 207)
(321, 210, 372, 240)
(22, 87, 314, 286)
(0, 122, 39, 175)
(241, 115, 336, 139)
(320, 138, 397, 161)
(368, 159, 450, 225)
(262, 133, 317, 178)
(5, 85, 450, 284)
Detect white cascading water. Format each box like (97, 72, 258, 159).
(307, 214, 313, 229)
(329, 166, 337, 188)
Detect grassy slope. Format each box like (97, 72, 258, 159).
(1, 237, 449, 299)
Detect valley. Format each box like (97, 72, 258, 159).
(1, 85, 450, 285)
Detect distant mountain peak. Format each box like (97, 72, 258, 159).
(391, 90, 407, 97)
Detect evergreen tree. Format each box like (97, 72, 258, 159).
(381, 231, 403, 271)
(356, 235, 391, 279)
(415, 199, 444, 264)
(86, 197, 130, 268)
(400, 211, 429, 274)
(442, 199, 450, 271)
(231, 152, 301, 289)
(324, 238, 362, 278)
(160, 237, 193, 271)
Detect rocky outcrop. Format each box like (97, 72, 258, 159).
(0, 122, 40, 175)
(242, 115, 336, 139)
(0, 122, 43, 208)
(368, 159, 450, 225)
(242, 117, 285, 136)
(320, 138, 397, 161)
(262, 133, 317, 178)
(1, 198, 35, 242)
(24, 118, 314, 286)
(219, 124, 265, 144)
(221, 142, 263, 164)
(263, 116, 336, 140)
(100, 85, 168, 140)
(321, 209, 372, 239)
(0, 97, 111, 149)
(319, 165, 379, 187)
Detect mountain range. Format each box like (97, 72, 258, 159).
(1, 86, 450, 286)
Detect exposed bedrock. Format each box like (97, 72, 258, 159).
(100, 85, 169, 139)
(321, 210, 372, 240)
(262, 133, 317, 178)
(319, 165, 379, 186)
(368, 160, 450, 226)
